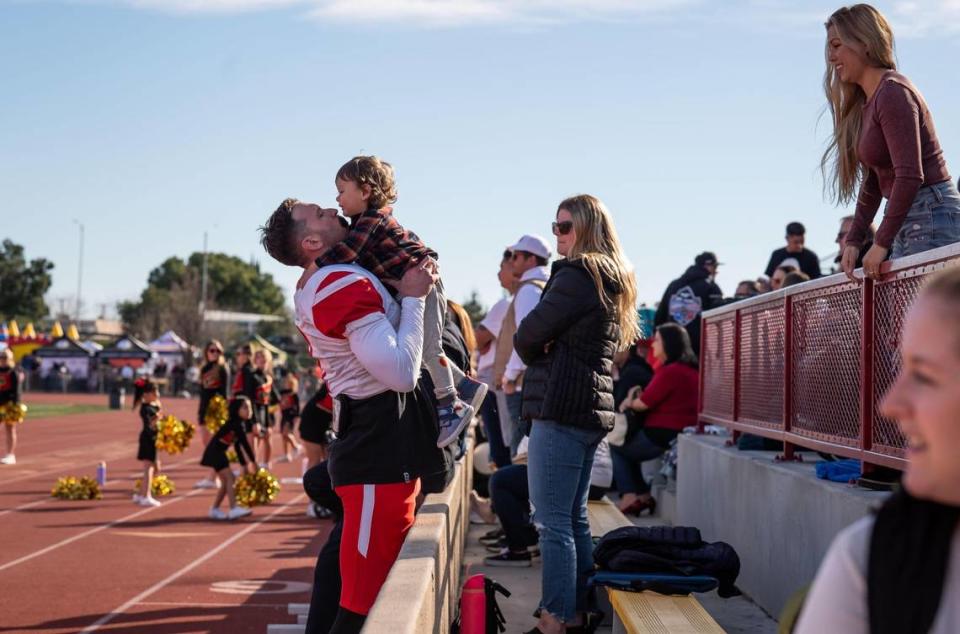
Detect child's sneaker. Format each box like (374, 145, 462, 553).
(0, 454, 16, 465)
(209, 507, 227, 520)
(228, 506, 252, 520)
(436, 399, 474, 448)
(456, 377, 489, 414)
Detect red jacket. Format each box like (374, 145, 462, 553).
(641, 363, 699, 432)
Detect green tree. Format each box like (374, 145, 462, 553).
(0, 239, 54, 321)
(461, 290, 486, 326)
(119, 252, 286, 341)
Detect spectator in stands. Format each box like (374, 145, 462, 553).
(654, 252, 723, 356)
(833, 215, 876, 274)
(517, 194, 638, 634)
(612, 323, 699, 516)
(824, 5, 960, 283)
(765, 222, 822, 280)
(796, 266, 960, 634)
(493, 234, 551, 458)
(771, 264, 799, 291)
(734, 280, 762, 300)
(782, 271, 811, 288)
(613, 338, 654, 411)
(474, 249, 517, 468)
(756, 277, 773, 294)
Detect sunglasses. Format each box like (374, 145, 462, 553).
(207, 348, 221, 354)
(552, 221, 573, 236)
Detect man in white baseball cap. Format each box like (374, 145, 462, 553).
(492, 234, 552, 456)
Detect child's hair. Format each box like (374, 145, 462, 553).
(0, 348, 13, 364)
(336, 156, 398, 210)
(230, 395, 252, 419)
(132, 378, 158, 409)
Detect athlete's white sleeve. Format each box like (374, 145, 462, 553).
(345, 296, 425, 393)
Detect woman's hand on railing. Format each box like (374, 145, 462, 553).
(840, 245, 861, 282)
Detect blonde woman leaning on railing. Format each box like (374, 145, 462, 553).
(795, 266, 960, 634)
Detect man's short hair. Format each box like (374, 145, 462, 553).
(782, 271, 811, 288)
(515, 250, 548, 267)
(260, 198, 305, 266)
(776, 263, 799, 275)
(786, 222, 806, 236)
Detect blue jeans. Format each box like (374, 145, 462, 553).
(891, 180, 960, 258)
(527, 419, 604, 623)
(505, 391, 525, 458)
(610, 430, 665, 495)
(489, 464, 537, 551)
(479, 391, 511, 468)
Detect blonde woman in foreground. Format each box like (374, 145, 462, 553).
(796, 266, 960, 633)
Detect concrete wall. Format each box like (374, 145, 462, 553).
(363, 439, 473, 634)
(676, 434, 889, 618)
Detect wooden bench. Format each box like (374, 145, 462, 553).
(587, 499, 725, 633)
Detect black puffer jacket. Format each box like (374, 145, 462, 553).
(515, 259, 622, 431)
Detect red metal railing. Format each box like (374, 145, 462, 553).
(699, 242, 960, 471)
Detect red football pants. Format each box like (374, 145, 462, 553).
(335, 479, 420, 615)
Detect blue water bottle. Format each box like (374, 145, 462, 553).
(96, 461, 107, 486)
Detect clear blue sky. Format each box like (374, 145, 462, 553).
(3, 0, 959, 319)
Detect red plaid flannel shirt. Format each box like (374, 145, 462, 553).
(315, 208, 437, 282)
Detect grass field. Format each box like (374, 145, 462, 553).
(25, 403, 111, 419)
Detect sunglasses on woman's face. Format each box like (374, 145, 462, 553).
(552, 221, 573, 236)
(207, 348, 220, 355)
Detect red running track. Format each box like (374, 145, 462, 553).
(1, 392, 331, 634)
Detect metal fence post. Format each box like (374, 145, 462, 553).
(860, 277, 876, 469)
(782, 295, 794, 461)
(732, 310, 741, 423)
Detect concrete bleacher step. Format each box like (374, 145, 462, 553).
(288, 604, 309, 616)
(266, 626, 305, 634)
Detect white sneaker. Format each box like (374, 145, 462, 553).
(193, 478, 217, 489)
(0, 454, 16, 465)
(306, 503, 317, 518)
(227, 506, 252, 520)
(209, 507, 227, 520)
(139, 496, 162, 507)
(275, 455, 290, 463)
(132, 494, 143, 504)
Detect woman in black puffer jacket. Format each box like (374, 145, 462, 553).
(516, 194, 639, 634)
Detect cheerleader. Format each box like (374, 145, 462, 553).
(232, 345, 261, 461)
(277, 373, 303, 463)
(0, 349, 22, 465)
(299, 377, 335, 518)
(252, 348, 278, 468)
(132, 378, 162, 507)
(195, 339, 229, 489)
(200, 396, 256, 520)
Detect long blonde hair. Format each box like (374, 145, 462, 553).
(821, 4, 897, 204)
(558, 194, 639, 347)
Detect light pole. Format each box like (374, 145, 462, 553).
(73, 220, 85, 321)
(200, 231, 208, 318)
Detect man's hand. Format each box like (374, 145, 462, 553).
(503, 378, 517, 395)
(840, 245, 861, 282)
(861, 244, 889, 281)
(397, 258, 439, 298)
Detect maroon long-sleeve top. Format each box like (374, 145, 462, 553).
(846, 71, 951, 251)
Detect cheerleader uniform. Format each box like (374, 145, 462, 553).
(201, 413, 256, 472)
(198, 362, 229, 424)
(298, 381, 334, 446)
(232, 361, 260, 434)
(137, 402, 160, 462)
(252, 368, 277, 437)
(279, 388, 300, 433)
(0, 367, 21, 413)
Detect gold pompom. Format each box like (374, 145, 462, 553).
(0, 402, 27, 425)
(234, 468, 280, 507)
(155, 415, 196, 454)
(226, 449, 239, 463)
(51, 476, 102, 500)
(204, 395, 229, 433)
(133, 474, 176, 497)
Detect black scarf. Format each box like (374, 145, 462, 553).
(868, 488, 960, 634)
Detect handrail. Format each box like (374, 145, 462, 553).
(699, 242, 960, 471)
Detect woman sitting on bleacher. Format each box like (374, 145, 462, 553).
(611, 323, 698, 516)
(795, 267, 960, 634)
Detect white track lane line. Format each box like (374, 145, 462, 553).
(79, 493, 307, 633)
(0, 488, 206, 573)
(0, 454, 201, 513)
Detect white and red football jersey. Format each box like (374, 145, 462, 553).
(294, 264, 425, 400)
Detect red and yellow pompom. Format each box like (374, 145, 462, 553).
(0, 402, 27, 425)
(234, 468, 280, 507)
(51, 476, 102, 500)
(204, 394, 229, 433)
(133, 474, 176, 497)
(155, 415, 196, 454)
